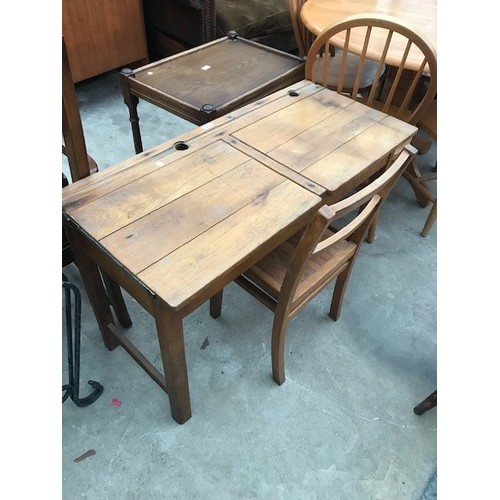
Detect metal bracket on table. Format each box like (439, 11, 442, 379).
(62, 273, 103, 407)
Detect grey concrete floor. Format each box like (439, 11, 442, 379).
(62, 70, 437, 499)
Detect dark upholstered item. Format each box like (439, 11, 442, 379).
(176, 0, 204, 7)
(143, 0, 297, 60)
(215, 0, 292, 39)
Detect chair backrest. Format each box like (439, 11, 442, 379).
(62, 35, 97, 182)
(289, 0, 314, 57)
(304, 13, 437, 125)
(282, 146, 414, 303)
(62, 34, 97, 266)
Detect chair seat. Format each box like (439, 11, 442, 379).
(311, 50, 383, 90)
(243, 228, 356, 308)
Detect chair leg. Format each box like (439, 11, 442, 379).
(421, 200, 437, 237)
(210, 289, 223, 318)
(366, 210, 379, 243)
(271, 308, 291, 386)
(329, 266, 353, 320)
(414, 390, 437, 415)
(403, 160, 432, 208)
(101, 271, 132, 328)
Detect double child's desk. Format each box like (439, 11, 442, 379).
(63, 80, 416, 424)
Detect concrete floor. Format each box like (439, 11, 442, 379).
(62, 70, 437, 499)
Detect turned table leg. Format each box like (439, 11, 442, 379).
(120, 68, 144, 154)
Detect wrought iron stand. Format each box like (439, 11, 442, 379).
(62, 273, 103, 406)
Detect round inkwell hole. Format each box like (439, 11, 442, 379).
(174, 141, 189, 151)
(288, 90, 299, 97)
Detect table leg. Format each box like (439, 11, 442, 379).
(63, 220, 119, 350)
(120, 68, 144, 154)
(153, 299, 192, 424)
(101, 270, 133, 328)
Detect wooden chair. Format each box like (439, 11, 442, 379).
(210, 147, 415, 385)
(403, 98, 437, 236)
(290, 0, 382, 91)
(305, 13, 437, 241)
(305, 13, 437, 124)
(62, 36, 132, 328)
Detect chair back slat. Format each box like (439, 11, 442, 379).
(313, 195, 381, 254)
(351, 26, 373, 95)
(382, 37, 411, 114)
(366, 30, 392, 104)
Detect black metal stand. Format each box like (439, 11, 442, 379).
(62, 273, 103, 406)
(413, 390, 437, 415)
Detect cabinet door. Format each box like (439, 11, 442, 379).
(63, 0, 149, 82)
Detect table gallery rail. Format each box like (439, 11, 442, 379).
(62, 80, 417, 424)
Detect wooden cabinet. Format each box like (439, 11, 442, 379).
(63, 0, 149, 83)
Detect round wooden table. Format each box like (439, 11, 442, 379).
(300, 0, 436, 71)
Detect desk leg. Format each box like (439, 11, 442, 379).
(101, 271, 132, 328)
(153, 299, 192, 424)
(120, 68, 143, 154)
(63, 221, 119, 351)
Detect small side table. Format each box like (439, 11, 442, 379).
(120, 32, 305, 153)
